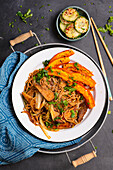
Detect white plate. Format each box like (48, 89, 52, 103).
(12, 47, 106, 142)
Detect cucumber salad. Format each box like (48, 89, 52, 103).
(59, 8, 89, 39)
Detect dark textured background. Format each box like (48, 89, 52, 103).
(0, 0, 113, 169)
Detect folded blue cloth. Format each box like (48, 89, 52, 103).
(0, 51, 81, 165)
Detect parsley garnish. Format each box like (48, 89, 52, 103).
(43, 59, 50, 67)
(54, 92, 58, 100)
(71, 110, 75, 118)
(108, 110, 111, 114)
(54, 117, 61, 121)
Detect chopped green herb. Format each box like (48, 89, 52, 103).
(49, 9, 52, 12)
(76, 110, 78, 113)
(45, 122, 49, 127)
(54, 117, 61, 121)
(16, 9, 33, 23)
(57, 123, 60, 127)
(14, 19, 16, 22)
(72, 82, 77, 86)
(91, 2, 94, 5)
(20, 5, 22, 8)
(39, 5, 44, 9)
(84, 3, 86, 5)
(48, 66, 53, 72)
(45, 27, 50, 31)
(21, 41, 24, 44)
(48, 101, 57, 105)
(112, 130, 113, 133)
(37, 18, 38, 22)
(33, 76, 36, 80)
(54, 92, 58, 100)
(109, 6, 111, 8)
(108, 16, 113, 23)
(103, 36, 105, 40)
(98, 27, 107, 33)
(80, 95, 84, 100)
(87, 102, 89, 105)
(18, 28, 21, 33)
(71, 110, 75, 118)
(41, 16, 44, 19)
(43, 59, 50, 67)
(11, 25, 14, 28)
(95, 146, 97, 150)
(47, 4, 50, 6)
(35, 43, 38, 46)
(61, 99, 68, 106)
(109, 11, 112, 13)
(106, 44, 108, 47)
(35, 4, 37, 6)
(9, 23, 11, 26)
(50, 124, 53, 128)
(64, 86, 76, 92)
(108, 110, 111, 114)
(40, 34, 43, 37)
(74, 62, 79, 70)
(57, 71, 61, 75)
(29, 23, 32, 25)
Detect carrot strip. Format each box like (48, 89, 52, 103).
(45, 57, 70, 69)
(63, 63, 94, 77)
(49, 49, 75, 63)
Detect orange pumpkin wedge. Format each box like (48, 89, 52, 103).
(63, 62, 93, 77)
(45, 57, 70, 69)
(49, 49, 75, 63)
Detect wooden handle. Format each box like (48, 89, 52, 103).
(72, 151, 97, 168)
(10, 30, 33, 46)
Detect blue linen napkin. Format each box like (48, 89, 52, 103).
(0, 51, 81, 165)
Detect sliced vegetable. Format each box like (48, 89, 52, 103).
(50, 105, 60, 120)
(50, 49, 75, 63)
(73, 82, 95, 109)
(74, 16, 89, 33)
(65, 23, 81, 39)
(47, 68, 69, 81)
(60, 15, 71, 25)
(46, 57, 70, 69)
(22, 92, 32, 103)
(39, 115, 51, 139)
(63, 62, 93, 77)
(62, 8, 79, 22)
(60, 22, 67, 32)
(35, 92, 43, 109)
(48, 67, 96, 88)
(35, 83, 54, 101)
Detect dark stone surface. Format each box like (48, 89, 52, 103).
(0, 0, 113, 169)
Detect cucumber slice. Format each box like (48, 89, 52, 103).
(65, 23, 81, 39)
(60, 15, 71, 25)
(62, 8, 79, 22)
(60, 22, 67, 32)
(75, 16, 89, 33)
